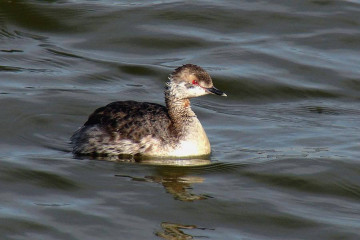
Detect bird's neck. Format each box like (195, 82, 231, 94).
(164, 87, 197, 134)
(164, 84, 210, 155)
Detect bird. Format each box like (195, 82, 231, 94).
(70, 64, 226, 160)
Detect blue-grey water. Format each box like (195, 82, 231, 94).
(1, 1, 360, 239)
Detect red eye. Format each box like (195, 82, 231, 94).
(192, 80, 198, 85)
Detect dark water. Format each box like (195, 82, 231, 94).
(1, 0, 360, 239)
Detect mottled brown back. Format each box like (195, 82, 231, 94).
(84, 101, 174, 143)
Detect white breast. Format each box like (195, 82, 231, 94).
(145, 118, 211, 158)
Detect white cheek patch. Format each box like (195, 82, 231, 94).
(187, 85, 208, 98)
(167, 81, 209, 99)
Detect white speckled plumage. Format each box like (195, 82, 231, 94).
(71, 64, 226, 159)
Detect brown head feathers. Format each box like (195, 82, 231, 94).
(170, 64, 213, 88)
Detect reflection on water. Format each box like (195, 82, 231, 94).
(156, 222, 213, 240)
(156, 222, 196, 240)
(139, 158, 211, 167)
(117, 161, 211, 201)
(117, 162, 213, 239)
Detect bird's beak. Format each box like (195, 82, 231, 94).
(206, 86, 227, 97)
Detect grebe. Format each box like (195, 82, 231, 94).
(71, 64, 226, 159)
